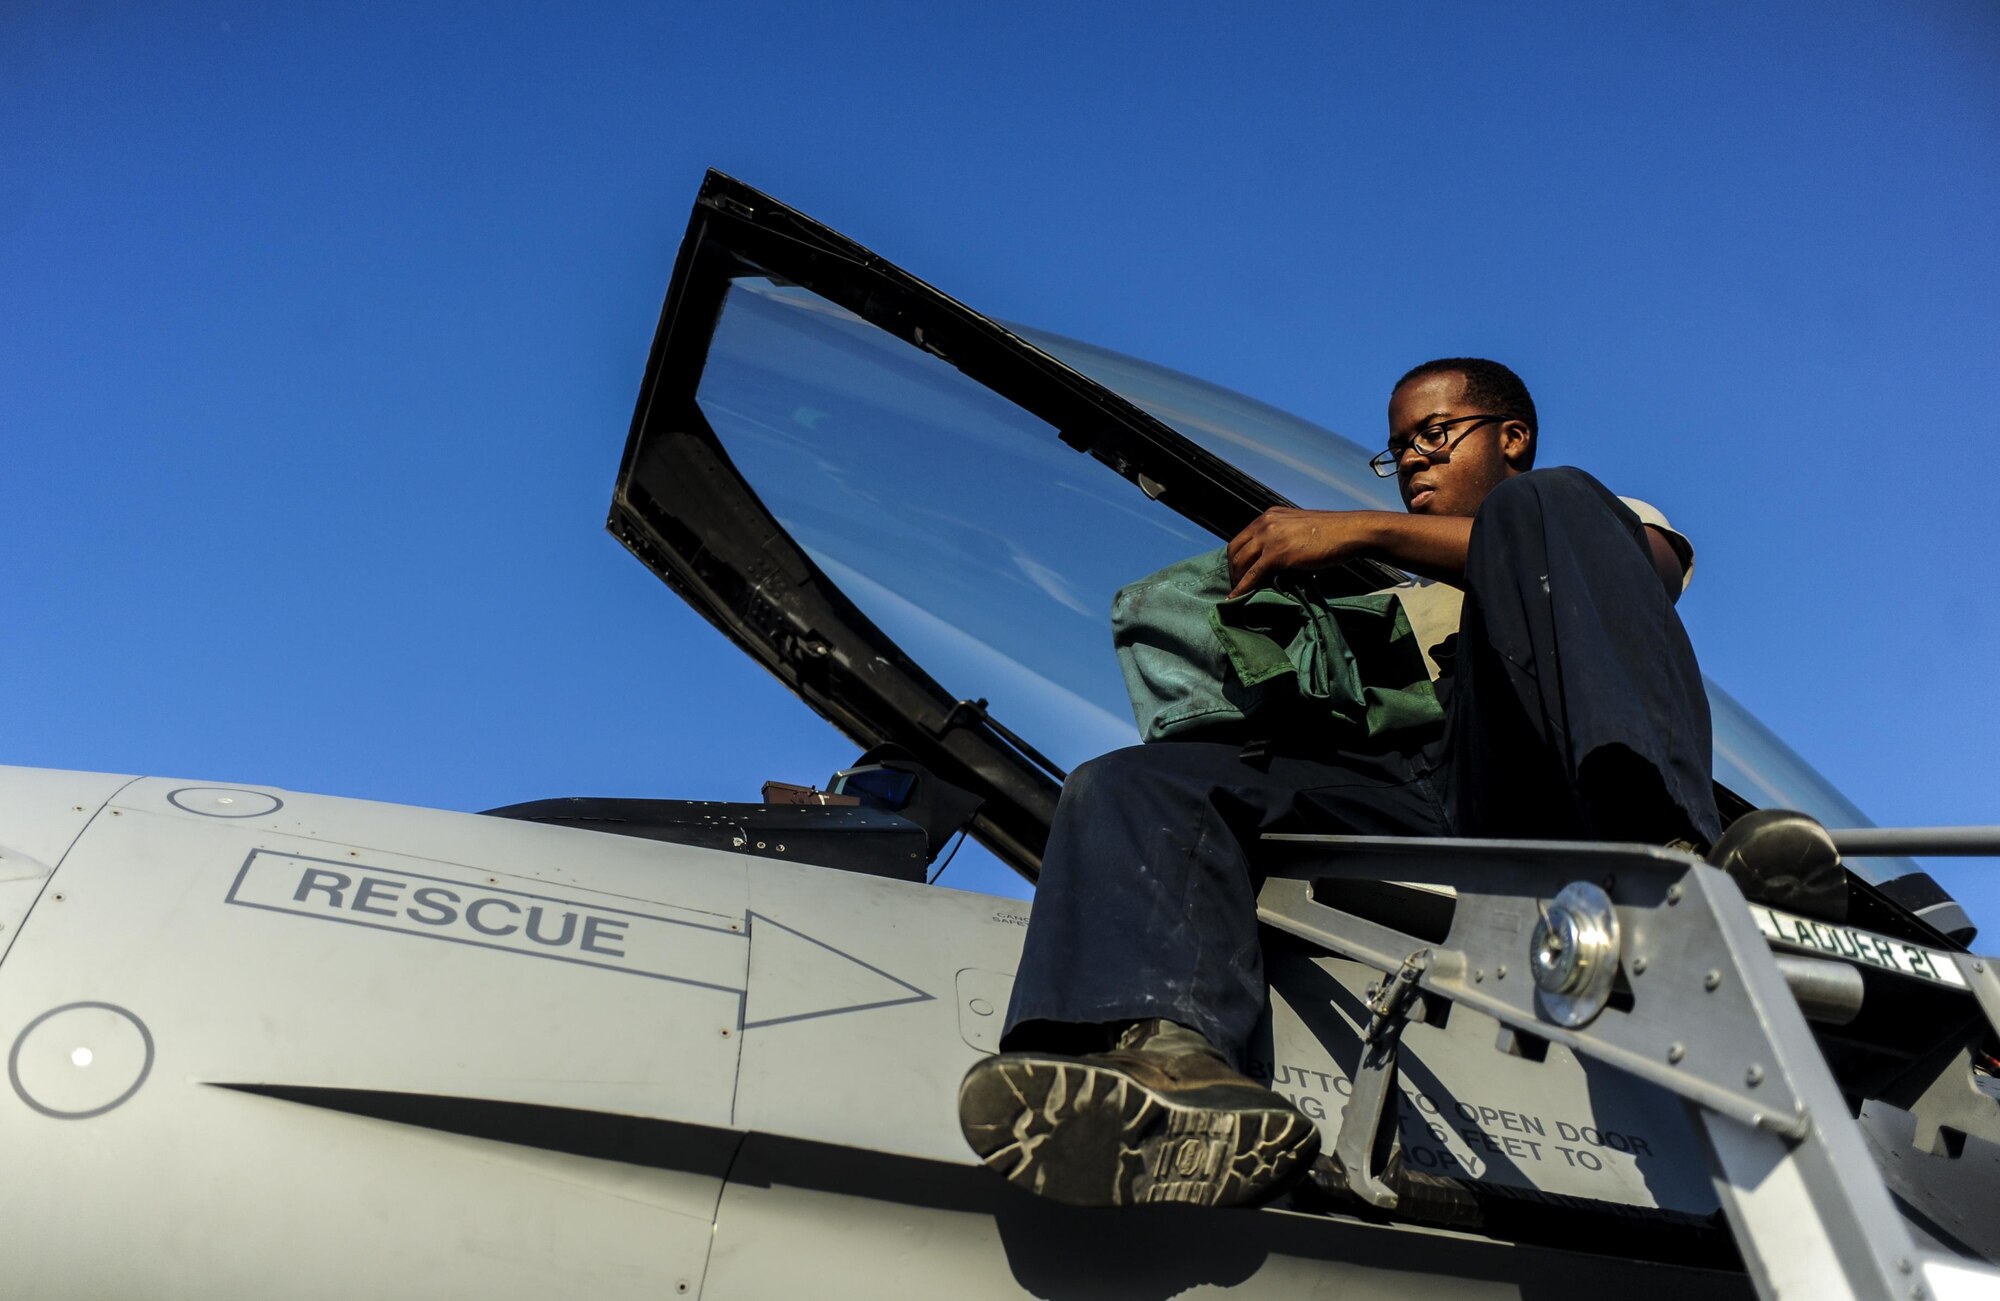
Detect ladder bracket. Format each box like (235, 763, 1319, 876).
(1332, 949, 1431, 1209)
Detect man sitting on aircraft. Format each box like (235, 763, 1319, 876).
(957, 358, 1719, 1209)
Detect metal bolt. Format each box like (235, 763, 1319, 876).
(51, 893, 64, 903)
(721, 1028, 732, 1037)
(1473, 969, 1484, 983)
(1495, 965, 1507, 980)
(1703, 970, 1722, 992)
(1975, 961, 1987, 974)
(1745, 1064, 1765, 1087)
(1665, 883, 1683, 905)
(1631, 956, 1647, 975)
(1898, 1258, 1914, 1275)
(1667, 1043, 1686, 1064)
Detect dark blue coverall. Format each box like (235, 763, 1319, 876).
(1003, 468, 1722, 1067)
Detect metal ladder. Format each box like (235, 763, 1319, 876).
(1254, 830, 2000, 1301)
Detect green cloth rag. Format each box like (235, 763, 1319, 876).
(1111, 548, 1443, 744)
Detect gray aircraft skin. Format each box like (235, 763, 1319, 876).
(2, 173, 1996, 1299)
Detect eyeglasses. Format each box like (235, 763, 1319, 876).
(1368, 414, 1507, 478)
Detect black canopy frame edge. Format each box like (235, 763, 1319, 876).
(608, 171, 1413, 879)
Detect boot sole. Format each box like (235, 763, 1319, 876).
(958, 1054, 1320, 1208)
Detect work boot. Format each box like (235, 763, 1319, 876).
(957, 1019, 1321, 1208)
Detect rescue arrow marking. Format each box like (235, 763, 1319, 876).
(223, 849, 933, 1028)
(738, 910, 934, 1030)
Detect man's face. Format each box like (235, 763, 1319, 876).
(1385, 371, 1529, 518)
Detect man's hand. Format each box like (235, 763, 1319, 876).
(1226, 508, 1479, 597)
(1226, 508, 1377, 598)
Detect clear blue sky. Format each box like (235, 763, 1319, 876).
(3, 4, 1996, 921)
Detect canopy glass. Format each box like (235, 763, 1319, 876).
(690, 275, 1912, 884)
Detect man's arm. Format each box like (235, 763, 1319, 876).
(1226, 507, 1685, 602)
(1643, 526, 1686, 600)
(1225, 509, 1468, 596)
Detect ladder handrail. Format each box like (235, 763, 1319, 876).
(1254, 831, 2000, 1301)
(1827, 826, 2000, 857)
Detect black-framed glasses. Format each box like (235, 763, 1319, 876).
(1368, 414, 1507, 478)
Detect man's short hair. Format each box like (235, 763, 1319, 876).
(1396, 358, 1538, 438)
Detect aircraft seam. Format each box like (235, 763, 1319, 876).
(713, 902, 752, 1301)
(727, 912, 751, 1128)
(695, 1128, 749, 1301)
(0, 773, 147, 970)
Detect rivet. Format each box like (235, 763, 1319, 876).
(1703, 970, 1722, 992)
(1495, 965, 1507, 979)
(756, 841, 766, 849)
(1975, 962, 1987, 974)
(1745, 1064, 1765, 1086)
(1473, 969, 1484, 983)
(1665, 883, 1682, 905)
(1898, 1258, 1914, 1274)
(1631, 957, 1647, 975)
(51, 893, 64, 903)
(1667, 1043, 1686, 1064)
(721, 1028, 732, 1037)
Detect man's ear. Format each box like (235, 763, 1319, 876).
(1500, 420, 1534, 469)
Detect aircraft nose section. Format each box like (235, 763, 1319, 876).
(0, 766, 138, 949)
